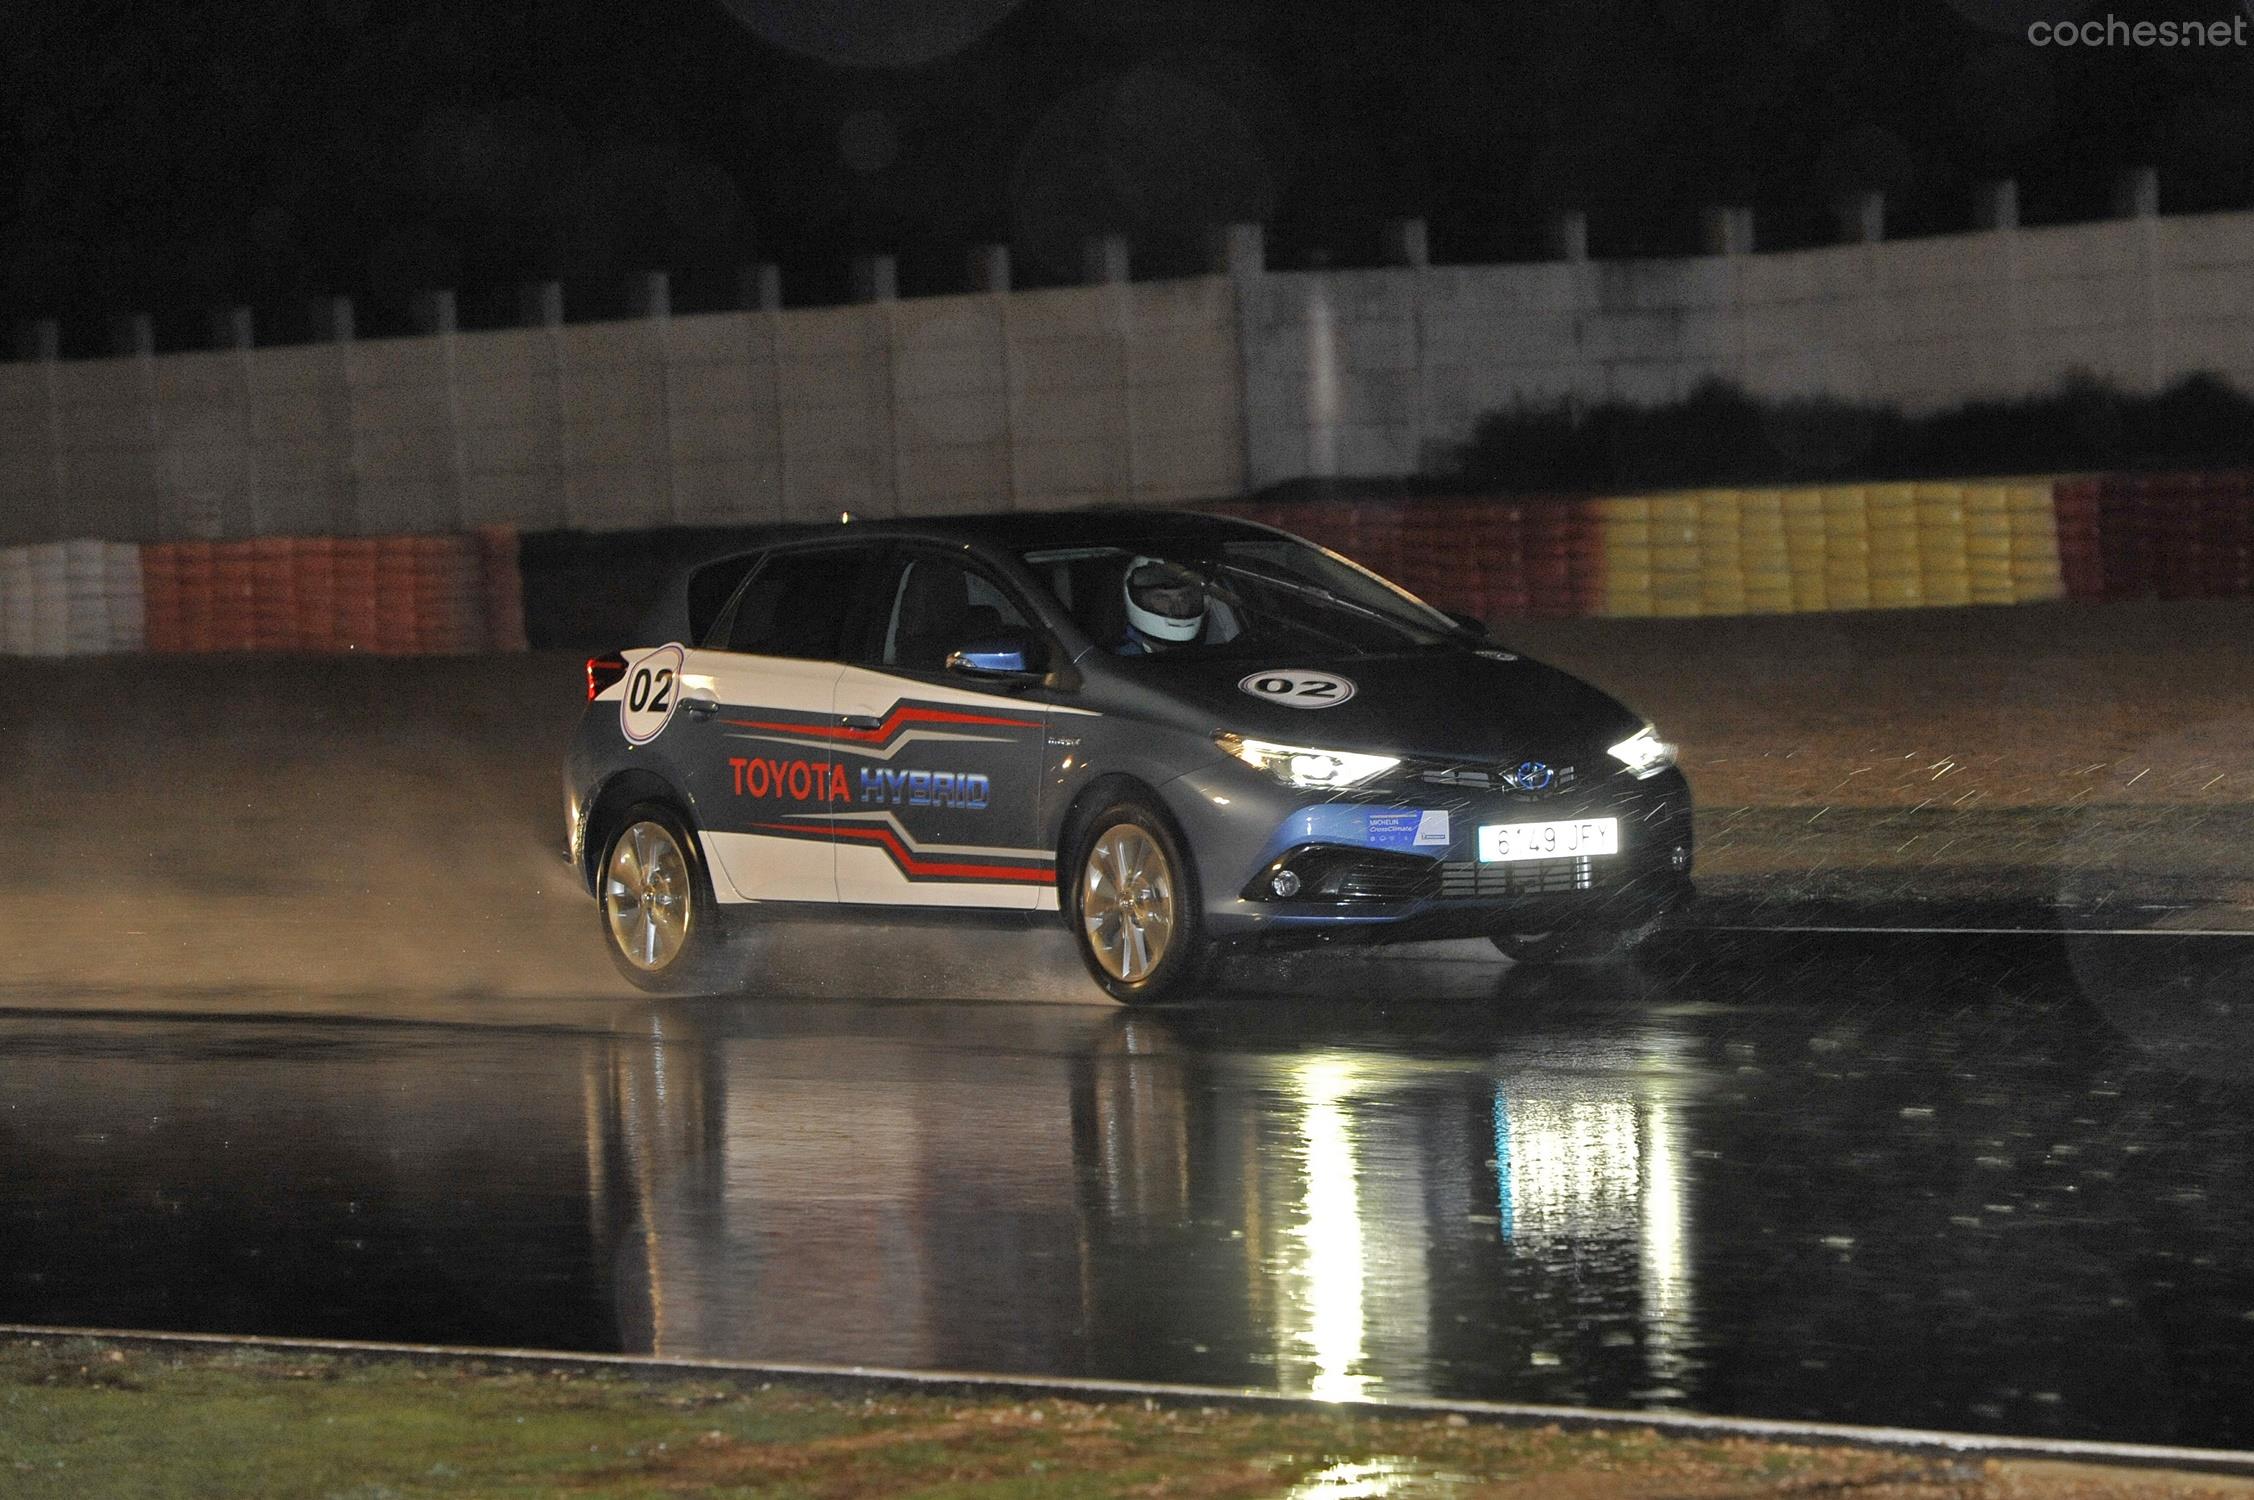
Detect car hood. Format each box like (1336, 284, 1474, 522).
(1123, 648, 1647, 764)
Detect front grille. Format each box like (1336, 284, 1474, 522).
(1439, 856, 1597, 898)
(1418, 763, 1577, 798)
(1247, 844, 1444, 904)
(1332, 860, 1441, 901)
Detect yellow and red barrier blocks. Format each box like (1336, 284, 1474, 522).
(1225, 472, 2246, 621)
(1590, 482, 2065, 617)
(4, 477, 2244, 657)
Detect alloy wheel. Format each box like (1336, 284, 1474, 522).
(605, 820, 692, 971)
(1081, 824, 1176, 983)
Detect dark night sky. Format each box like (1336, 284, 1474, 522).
(5, 0, 2254, 339)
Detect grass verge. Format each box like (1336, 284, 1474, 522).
(2, 1336, 2249, 1499)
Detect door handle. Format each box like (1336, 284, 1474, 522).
(839, 713, 884, 731)
(681, 694, 720, 718)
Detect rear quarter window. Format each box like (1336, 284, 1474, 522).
(686, 554, 762, 644)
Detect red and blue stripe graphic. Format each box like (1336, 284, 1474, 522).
(723, 696, 1054, 887)
(748, 817, 1054, 885)
(723, 702, 1040, 745)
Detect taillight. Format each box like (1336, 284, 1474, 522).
(586, 654, 627, 701)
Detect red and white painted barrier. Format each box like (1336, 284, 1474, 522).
(0, 540, 145, 656)
(3, 529, 527, 658)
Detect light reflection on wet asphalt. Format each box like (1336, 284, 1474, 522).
(3, 928, 2253, 1448)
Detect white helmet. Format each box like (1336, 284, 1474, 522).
(1122, 556, 1206, 644)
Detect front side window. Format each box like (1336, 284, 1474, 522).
(1019, 536, 1457, 660)
(871, 554, 1032, 672)
(723, 547, 877, 660)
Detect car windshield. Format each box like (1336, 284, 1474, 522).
(1021, 536, 1462, 659)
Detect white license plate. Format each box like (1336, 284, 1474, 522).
(1477, 817, 1619, 863)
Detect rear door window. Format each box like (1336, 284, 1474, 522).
(722, 546, 882, 661)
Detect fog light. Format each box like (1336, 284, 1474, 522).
(1671, 844, 1691, 872)
(1271, 869, 1303, 898)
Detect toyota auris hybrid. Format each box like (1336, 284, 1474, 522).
(565, 511, 1692, 1002)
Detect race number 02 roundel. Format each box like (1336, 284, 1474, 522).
(620, 643, 686, 744)
(1238, 669, 1356, 709)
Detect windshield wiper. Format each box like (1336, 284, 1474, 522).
(1214, 562, 1413, 629)
(1215, 561, 1473, 646)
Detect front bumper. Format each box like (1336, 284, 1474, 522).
(1159, 762, 1694, 947)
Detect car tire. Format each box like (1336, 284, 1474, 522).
(1490, 916, 1660, 966)
(596, 802, 735, 994)
(1065, 795, 1216, 1006)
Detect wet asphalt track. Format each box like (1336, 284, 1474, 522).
(4, 617, 2251, 1448)
(5, 924, 2253, 1449)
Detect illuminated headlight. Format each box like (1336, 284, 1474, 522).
(1215, 733, 1399, 790)
(1608, 725, 1677, 779)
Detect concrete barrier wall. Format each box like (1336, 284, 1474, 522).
(12, 209, 2254, 541)
(1242, 210, 2254, 486)
(0, 281, 1245, 545)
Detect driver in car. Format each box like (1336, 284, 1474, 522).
(1117, 556, 1207, 654)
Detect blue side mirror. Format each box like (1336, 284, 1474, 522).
(946, 633, 1047, 679)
